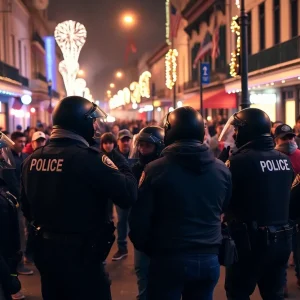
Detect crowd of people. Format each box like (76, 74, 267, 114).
(1, 99, 300, 300)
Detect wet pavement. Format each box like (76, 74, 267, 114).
(19, 239, 300, 300)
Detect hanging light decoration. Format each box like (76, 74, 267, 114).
(230, 16, 240, 77)
(165, 49, 178, 89)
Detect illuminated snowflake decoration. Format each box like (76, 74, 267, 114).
(55, 20, 87, 61)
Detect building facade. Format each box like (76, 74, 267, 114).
(225, 0, 300, 126)
(0, 0, 32, 132)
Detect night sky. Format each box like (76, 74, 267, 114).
(48, 0, 166, 100)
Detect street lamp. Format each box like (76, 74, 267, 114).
(110, 83, 115, 88)
(124, 15, 134, 24)
(78, 69, 85, 76)
(116, 71, 123, 79)
(239, 0, 250, 109)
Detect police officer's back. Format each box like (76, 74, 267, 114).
(20, 96, 137, 300)
(220, 108, 294, 300)
(129, 107, 232, 300)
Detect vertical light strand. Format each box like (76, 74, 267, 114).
(165, 0, 171, 46)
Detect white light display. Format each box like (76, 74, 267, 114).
(21, 95, 32, 105)
(55, 20, 87, 96)
(75, 78, 87, 97)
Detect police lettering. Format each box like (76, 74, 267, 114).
(260, 159, 290, 172)
(30, 159, 64, 172)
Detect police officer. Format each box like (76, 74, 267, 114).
(219, 108, 294, 299)
(20, 96, 137, 300)
(0, 133, 23, 299)
(129, 107, 231, 300)
(129, 125, 165, 300)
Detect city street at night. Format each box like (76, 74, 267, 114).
(19, 240, 300, 300)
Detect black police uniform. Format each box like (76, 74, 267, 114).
(225, 137, 294, 299)
(20, 137, 137, 300)
(129, 107, 232, 300)
(0, 177, 22, 299)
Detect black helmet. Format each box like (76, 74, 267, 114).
(52, 96, 107, 143)
(129, 126, 165, 159)
(220, 108, 271, 148)
(163, 106, 205, 146)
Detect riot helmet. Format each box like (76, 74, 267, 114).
(129, 126, 165, 159)
(163, 106, 205, 146)
(52, 96, 107, 144)
(219, 108, 271, 148)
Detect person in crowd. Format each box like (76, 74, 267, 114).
(23, 131, 46, 155)
(20, 96, 137, 300)
(274, 124, 300, 174)
(112, 129, 133, 261)
(100, 132, 118, 221)
(10, 132, 32, 276)
(129, 125, 165, 300)
(219, 108, 294, 299)
(129, 107, 231, 300)
(294, 116, 300, 148)
(111, 124, 120, 138)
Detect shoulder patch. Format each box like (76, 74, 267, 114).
(292, 174, 300, 189)
(102, 155, 118, 170)
(225, 160, 230, 168)
(139, 171, 146, 188)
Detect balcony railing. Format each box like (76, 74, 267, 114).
(19, 75, 29, 87)
(36, 72, 47, 83)
(0, 60, 29, 87)
(248, 36, 300, 72)
(32, 32, 45, 49)
(0, 61, 19, 82)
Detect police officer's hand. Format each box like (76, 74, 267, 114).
(109, 149, 129, 171)
(218, 146, 231, 163)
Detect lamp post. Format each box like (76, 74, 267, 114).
(239, 0, 250, 109)
(47, 80, 53, 124)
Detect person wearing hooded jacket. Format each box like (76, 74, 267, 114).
(129, 125, 165, 300)
(129, 107, 232, 300)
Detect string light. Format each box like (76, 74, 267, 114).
(235, 0, 240, 9)
(165, 49, 178, 89)
(165, 0, 171, 45)
(139, 71, 151, 98)
(230, 16, 240, 77)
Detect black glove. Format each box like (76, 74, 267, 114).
(109, 149, 130, 171)
(218, 146, 230, 163)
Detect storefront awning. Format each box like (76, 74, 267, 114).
(183, 89, 237, 109)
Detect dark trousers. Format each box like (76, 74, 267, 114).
(134, 249, 150, 300)
(34, 236, 111, 300)
(225, 236, 292, 300)
(147, 253, 220, 300)
(115, 206, 129, 251)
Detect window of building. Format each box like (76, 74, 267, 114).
(18, 40, 22, 74)
(274, 0, 280, 45)
(191, 43, 200, 82)
(11, 35, 16, 66)
(2, 16, 7, 61)
(259, 2, 265, 50)
(24, 46, 27, 77)
(291, 0, 298, 38)
(247, 11, 252, 55)
(216, 25, 226, 70)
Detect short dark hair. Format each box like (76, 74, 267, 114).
(100, 132, 117, 147)
(11, 131, 26, 141)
